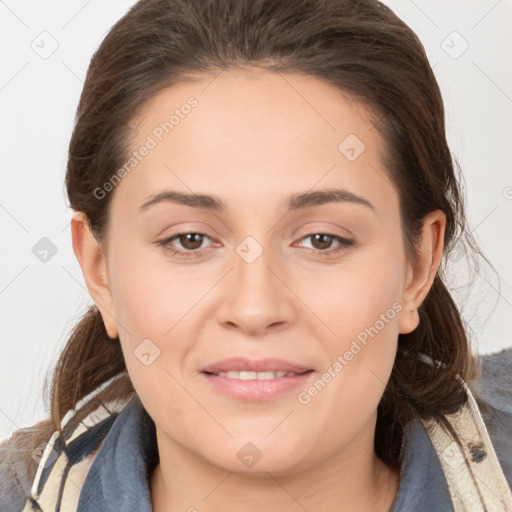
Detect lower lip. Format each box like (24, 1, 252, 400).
(201, 372, 314, 401)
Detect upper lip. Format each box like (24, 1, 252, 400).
(200, 357, 313, 374)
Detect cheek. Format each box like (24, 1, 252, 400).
(108, 256, 196, 418)
(297, 249, 402, 416)
(107, 247, 205, 399)
(295, 247, 404, 343)
(109, 243, 201, 340)
(298, 291, 400, 456)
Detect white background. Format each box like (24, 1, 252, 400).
(1, 0, 511, 440)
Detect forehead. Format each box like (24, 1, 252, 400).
(111, 68, 396, 218)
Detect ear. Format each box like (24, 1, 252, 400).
(398, 210, 446, 334)
(70, 211, 119, 339)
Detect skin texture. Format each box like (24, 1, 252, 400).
(71, 68, 445, 511)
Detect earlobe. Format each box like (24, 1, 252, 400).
(398, 210, 446, 335)
(70, 212, 119, 339)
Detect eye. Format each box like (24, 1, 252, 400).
(157, 232, 214, 258)
(296, 233, 355, 255)
(157, 231, 356, 259)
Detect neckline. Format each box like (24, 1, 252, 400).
(78, 398, 452, 512)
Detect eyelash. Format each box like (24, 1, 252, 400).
(156, 232, 356, 259)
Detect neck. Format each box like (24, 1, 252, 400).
(150, 428, 400, 512)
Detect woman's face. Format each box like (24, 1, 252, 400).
(88, 68, 430, 474)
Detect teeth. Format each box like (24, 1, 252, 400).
(215, 370, 290, 380)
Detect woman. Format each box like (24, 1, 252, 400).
(1, 0, 511, 510)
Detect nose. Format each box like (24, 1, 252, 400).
(215, 242, 298, 336)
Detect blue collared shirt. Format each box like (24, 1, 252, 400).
(73, 397, 454, 512)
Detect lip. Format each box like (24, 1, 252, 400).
(200, 357, 313, 374)
(199, 357, 315, 402)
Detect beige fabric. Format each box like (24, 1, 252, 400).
(22, 398, 129, 512)
(421, 382, 512, 511)
(22, 451, 95, 512)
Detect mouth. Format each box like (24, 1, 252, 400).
(200, 356, 313, 375)
(199, 358, 315, 401)
(202, 370, 313, 379)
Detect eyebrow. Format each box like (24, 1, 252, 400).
(138, 188, 375, 213)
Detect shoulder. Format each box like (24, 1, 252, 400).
(0, 398, 130, 511)
(478, 346, 512, 393)
(470, 346, 512, 490)
(0, 426, 40, 512)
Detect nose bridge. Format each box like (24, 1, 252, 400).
(216, 233, 296, 332)
(235, 234, 275, 292)
(233, 233, 282, 306)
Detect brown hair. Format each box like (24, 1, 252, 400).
(3, 0, 490, 494)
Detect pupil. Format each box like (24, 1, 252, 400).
(312, 234, 331, 250)
(181, 233, 202, 250)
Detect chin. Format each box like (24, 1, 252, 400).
(203, 437, 310, 476)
